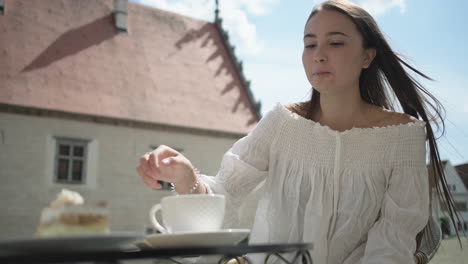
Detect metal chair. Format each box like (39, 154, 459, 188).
(414, 216, 442, 264)
(225, 216, 442, 264)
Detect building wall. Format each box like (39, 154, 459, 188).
(0, 112, 257, 239)
(431, 163, 468, 236)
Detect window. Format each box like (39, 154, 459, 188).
(149, 145, 184, 190)
(440, 201, 468, 212)
(114, 0, 127, 33)
(149, 145, 184, 154)
(454, 202, 467, 212)
(447, 184, 454, 192)
(440, 201, 447, 211)
(54, 138, 88, 184)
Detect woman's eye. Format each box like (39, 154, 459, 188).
(305, 44, 316, 48)
(330, 42, 344, 46)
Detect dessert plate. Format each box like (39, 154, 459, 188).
(143, 229, 250, 248)
(0, 232, 142, 254)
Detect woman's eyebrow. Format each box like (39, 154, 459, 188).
(303, 31, 349, 39)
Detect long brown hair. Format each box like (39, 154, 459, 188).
(294, 0, 463, 244)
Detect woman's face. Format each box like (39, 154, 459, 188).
(302, 10, 375, 94)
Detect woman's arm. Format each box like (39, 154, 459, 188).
(199, 106, 283, 228)
(361, 167, 429, 263)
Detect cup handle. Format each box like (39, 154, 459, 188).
(149, 204, 167, 234)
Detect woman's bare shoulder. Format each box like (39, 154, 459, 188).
(285, 102, 309, 117)
(373, 108, 419, 127)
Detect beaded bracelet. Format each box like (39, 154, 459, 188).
(170, 168, 202, 195)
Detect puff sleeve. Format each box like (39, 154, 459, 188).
(362, 127, 430, 263)
(199, 107, 282, 228)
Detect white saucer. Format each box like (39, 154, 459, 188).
(143, 229, 250, 248)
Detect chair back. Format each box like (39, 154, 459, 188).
(414, 216, 442, 264)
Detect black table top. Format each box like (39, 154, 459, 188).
(0, 242, 313, 264)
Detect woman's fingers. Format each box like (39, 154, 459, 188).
(148, 153, 159, 174)
(139, 154, 149, 167)
(137, 165, 162, 189)
(138, 154, 159, 179)
(149, 147, 178, 170)
(138, 151, 165, 189)
(138, 155, 176, 183)
(138, 145, 191, 187)
(160, 156, 186, 169)
(158, 155, 193, 184)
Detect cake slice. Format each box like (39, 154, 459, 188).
(35, 189, 109, 237)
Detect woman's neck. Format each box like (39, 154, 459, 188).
(315, 92, 371, 132)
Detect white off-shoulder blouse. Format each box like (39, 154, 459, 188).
(200, 104, 429, 264)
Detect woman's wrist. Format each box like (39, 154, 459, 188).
(171, 168, 206, 194)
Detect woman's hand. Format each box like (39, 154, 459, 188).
(136, 145, 198, 193)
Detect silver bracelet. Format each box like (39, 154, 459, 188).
(170, 168, 202, 195)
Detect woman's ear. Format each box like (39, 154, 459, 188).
(363, 48, 376, 69)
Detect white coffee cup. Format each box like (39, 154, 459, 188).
(149, 194, 226, 234)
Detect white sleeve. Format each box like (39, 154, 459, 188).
(199, 107, 282, 228)
(362, 165, 430, 263)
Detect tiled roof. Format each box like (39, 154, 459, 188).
(0, 0, 260, 134)
(427, 160, 448, 179)
(455, 163, 468, 189)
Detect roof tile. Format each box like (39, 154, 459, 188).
(0, 0, 259, 134)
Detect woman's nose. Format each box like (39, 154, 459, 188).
(313, 47, 327, 63)
(314, 54, 327, 63)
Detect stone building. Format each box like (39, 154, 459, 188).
(430, 161, 468, 236)
(0, 0, 261, 238)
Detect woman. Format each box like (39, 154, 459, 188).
(137, 0, 460, 263)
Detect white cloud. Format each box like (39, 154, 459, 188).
(310, 0, 406, 17)
(221, 8, 263, 55)
(237, 0, 280, 16)
(135, 0, 215, 21)
(131, 0, 279, 55)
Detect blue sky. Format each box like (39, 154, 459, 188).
(131, 0, 467, 166)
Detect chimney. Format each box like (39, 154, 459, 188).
(114, 0, 127, 33)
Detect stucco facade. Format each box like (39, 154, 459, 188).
(431, 161, 468, 236)
(0, 0, 262, 240)
(0, 110, 258, 239)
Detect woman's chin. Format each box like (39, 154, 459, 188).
(312, 85, 332, 94)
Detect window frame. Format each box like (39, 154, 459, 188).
(54, 137, 89, 184)
(454, 201, 467, 212)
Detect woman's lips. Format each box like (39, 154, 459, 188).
(313, 71, 331, 76)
